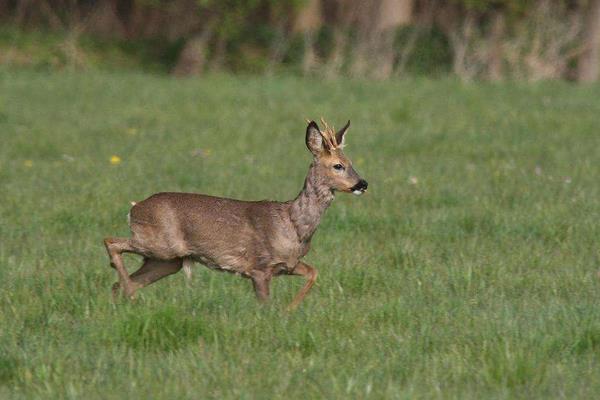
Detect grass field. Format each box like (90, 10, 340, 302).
(1, 69, 600, 399)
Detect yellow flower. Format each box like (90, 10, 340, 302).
(24, 160, 33, 168)
(110, 155, 122, 165)
(126, 128, 138, 135)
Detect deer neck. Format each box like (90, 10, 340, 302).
(290, 162, 334, 242)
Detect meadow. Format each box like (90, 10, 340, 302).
(1, 69, 599, 399)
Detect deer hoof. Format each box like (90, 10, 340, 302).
(111, 282, 137, 301)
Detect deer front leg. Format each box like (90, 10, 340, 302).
(287, 261, 318, 310)
(250, 270, 272, 303)
(104, 237, 136, 299)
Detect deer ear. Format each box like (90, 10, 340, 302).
(306, 120, 324, 156)
(335, 120, 350, 147)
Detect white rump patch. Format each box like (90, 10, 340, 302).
(126, 211, 131, 226)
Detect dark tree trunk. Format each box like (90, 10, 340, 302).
(85, 0, 127, 38)
(487, 10, 505, 81)
(578, 0, 600, 82)
(172, 21, 215, 76)
(293, 0, 323, 74)
(209, 33, 227, 71)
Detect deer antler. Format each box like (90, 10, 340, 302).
(319, 117, 339, 150)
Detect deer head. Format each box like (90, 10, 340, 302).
(305, 118, 368, 195)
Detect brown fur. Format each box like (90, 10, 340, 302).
(103, 119, 367, 309)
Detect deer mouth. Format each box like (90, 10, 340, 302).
(350, 179, 368, 195)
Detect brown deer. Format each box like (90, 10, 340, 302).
(103, 119, 368, 309)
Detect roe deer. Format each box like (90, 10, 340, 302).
(103, 119, 368, 309)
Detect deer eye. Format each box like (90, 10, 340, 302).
(333, 163, 344, 171)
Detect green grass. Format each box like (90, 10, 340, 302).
(1, 69, 600, 399)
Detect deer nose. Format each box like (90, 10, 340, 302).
(351, 179, 368, 195)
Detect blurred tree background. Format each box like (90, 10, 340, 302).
(1, 0, 600, 81)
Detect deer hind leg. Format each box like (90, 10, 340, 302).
(128, 258, 183, 292)
(287, 261, 318, 311)
(104, 237, 137, 299)
(110, 258, 183, 299)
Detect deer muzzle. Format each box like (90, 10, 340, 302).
(351, 179, 368, 195)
